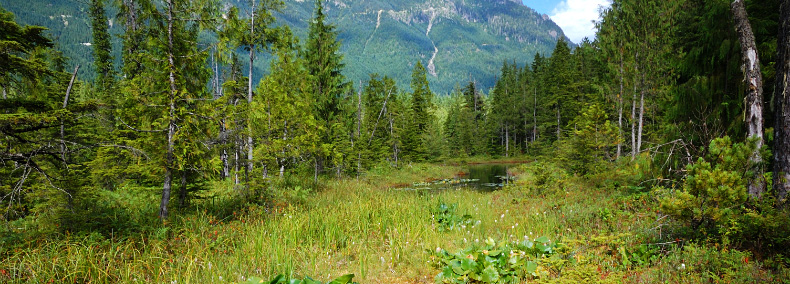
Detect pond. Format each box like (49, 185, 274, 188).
(398, 163, 517, 192)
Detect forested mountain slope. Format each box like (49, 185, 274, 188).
(0, 0, 569, 93)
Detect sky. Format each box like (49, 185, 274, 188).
(522, 0, 611, 44)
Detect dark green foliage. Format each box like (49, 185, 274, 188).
(304, 0, 350, 173)
(244, 274, 358, 284)
(429, 237, 567, 283)
(430, 201, 472, 232)
(0, 7, 99, 226)
(402, 61, 433, 161)
(90, 0, 114, 94)
(659, 137, 790, 256)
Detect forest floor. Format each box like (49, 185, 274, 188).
(1, 160, 789, 283)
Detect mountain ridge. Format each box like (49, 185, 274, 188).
(0, 0, 570, 94)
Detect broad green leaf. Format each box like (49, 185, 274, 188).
(460, 257, 476, 272)
(450, 259, 465, 275)
(327, 274, 355, 284)
(268, 275, 285, 284)
(481, 266, 500, 283)
(535, 236, 550, 243)
(526, 261, 538, 275)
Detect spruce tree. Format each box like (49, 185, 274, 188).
(403, 61, 433, 161)
(90, 0, 114, 94)
(304, 0, 349, 173)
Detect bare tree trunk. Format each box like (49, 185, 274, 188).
(246, 2, 256, 186)
(2, 85, 6, 99)
(556, 104, 561, 140)
(631, 60, 638, 160)
(234, 139, 240, 185)
(637, 84, 645, 155)
(61, 65, 79, 163)
(774, 0, 790, 201)
(160, 0, 177, 220)
(505, 127, 509, 158)
(179, 170, 187, 208)
(617, 50, 624, 159)
(733, 0, 766, 197)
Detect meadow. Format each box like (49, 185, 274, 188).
(2, 161, 788, 283)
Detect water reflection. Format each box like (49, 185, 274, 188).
(399, 163, 516, 192)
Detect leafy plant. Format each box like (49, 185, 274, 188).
(429, 237, 566, 283)
(431, 202, 473, 232)
(659, 137, 754, 241)
(242, 274, 357, 284)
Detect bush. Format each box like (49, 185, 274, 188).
(659, 137, 790, 255)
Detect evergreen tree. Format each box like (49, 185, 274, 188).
(546, 38, 575, 141)
(115, 0, 215, 220)
(253, 36, 319, 178)
(403, 61, 433, 161)
(222, 0, 284, 182)
(90, 0, 114, 94)
(0, 8, 97, 223)
(304, 0, 349, 174)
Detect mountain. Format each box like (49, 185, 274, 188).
(0, 0, 570, 94)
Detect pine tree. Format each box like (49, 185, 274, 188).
(304, 0, 349, 174)
(403, 61, 433, 161)
(0, 8, 97, 222)
(90, 0, 114, 94)
(546, 38, 575, 141)
(115, 0, 215, 220)
(222, 0, 284, 182)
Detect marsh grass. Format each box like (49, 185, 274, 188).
(2, 162, 789, 283)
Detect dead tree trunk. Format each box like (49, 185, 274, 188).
(733, 0, 765, 198)
(160, 0, 177, 220)
(617, 49, 624, 159)
(774, 0, 790, 201)
(245, 1, 257, 186)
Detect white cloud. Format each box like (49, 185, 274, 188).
(550, 0, 610, 44)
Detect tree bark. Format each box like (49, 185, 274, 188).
(505, 126, 509, 158)
(246, 1, 256, 186)
(160, 0, 177, 220)
(179, 170, 187, 208)
(556, 104, 561, 140)
(774, 0, 790, 201)
(631, 58, 638, 160)
(733, 0, 765, 197)
(637, 76, 645, 155)
(617, 49, 624, 159)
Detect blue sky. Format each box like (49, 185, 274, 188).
(521, 0, 560, 15)
(522, 0, 611, 44)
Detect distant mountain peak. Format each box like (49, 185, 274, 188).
(1, 0, 570, 94)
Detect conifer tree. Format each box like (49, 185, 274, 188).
(304, 0, 349, 174)
(403, 61, 433, 161)
(546, 38, 575, 141)
(222, 0, 284, 182)
(90, 0, 114, 94)
(115, 0, 215, 220)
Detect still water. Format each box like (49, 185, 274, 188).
(399, 163, 516, 192)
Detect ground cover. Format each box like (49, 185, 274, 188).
(1, 161, 788, 283)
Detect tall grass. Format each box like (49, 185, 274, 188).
(2, 162, 789, 283)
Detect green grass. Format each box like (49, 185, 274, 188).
(2, 161, 789, 283)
